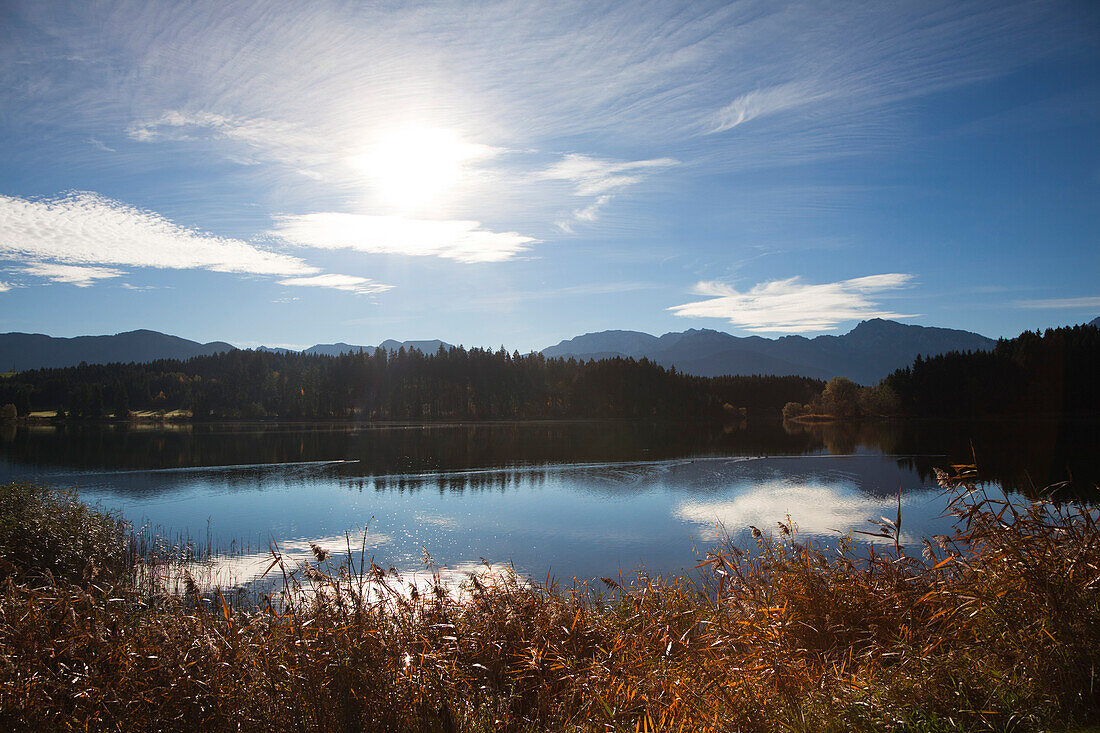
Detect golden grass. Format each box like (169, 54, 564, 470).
(0, 468, 1098, 731)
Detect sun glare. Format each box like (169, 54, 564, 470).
(355, 126, 492, 212)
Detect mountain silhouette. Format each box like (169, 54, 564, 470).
(542, 319, 996, 383)
(303, 339, 450, 357)
(1, 321, 1011, 382)
(0, 331, 453, 371)
(0, 330, 234, 371)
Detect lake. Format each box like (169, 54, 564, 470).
(1, 418, 1096, 592)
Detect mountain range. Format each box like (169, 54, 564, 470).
(2, 318, 1096, 383)
(0, 331, 448, 372)
(541, 319, 997, 384)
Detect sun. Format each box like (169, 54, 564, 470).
(354, 126, 492, 213)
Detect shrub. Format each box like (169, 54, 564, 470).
(781, 401, 805, 419)
(0, 482, 131, 584)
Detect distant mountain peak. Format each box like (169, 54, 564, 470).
(851, 318, 900, 330)
(541, 320, 995, 383)
(542, 330, 658, 359)
(302, 338, 451, 357)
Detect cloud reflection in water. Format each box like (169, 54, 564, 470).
(675, 479, 941, 546)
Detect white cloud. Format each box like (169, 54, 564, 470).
(278, 273, 392, 294)
(539, 154, 678, 197)
(538, 154, 677, 227)
(0, 192, 393, 295)
(19, 262, 124, 287)
(1014, 296, 1100, 310)
(669, 273, 917, 333)
(0, 0, 1085, 299)
(271, 213, 536, 263)
(0, 191, 316, 277)
(0, 282, 13, 293)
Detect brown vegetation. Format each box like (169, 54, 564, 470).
(784, 377, 900, 422)
(0, 470, 1098, 731)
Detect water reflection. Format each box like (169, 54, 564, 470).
(676, 479, 938, 547)
(0, 452, 954, 585)
(782, 419, 1100, 496)
(0, 420, 818, 474)
(1, 419, 1096, 586)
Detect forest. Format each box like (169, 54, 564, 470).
(0, 346, 823, 421)
(886, 323, 1100, 418)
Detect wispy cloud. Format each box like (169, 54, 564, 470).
(538, 154, 677, 228)
(0, 282, 13, 293)
(87, 137, 115, 153)
(1014, 296, 1100, 310)
(5, 2, 1078, 173)
(278, 274, 392, 295)
(1, 0, 1076, 241)
(669, 274, 917, 333)
(538, 154, 679, 197)
(271, 213, 536, 263)
(127, 110, 328, 176)
(707, 82, 829, 134)
(19, 262, 124, 287)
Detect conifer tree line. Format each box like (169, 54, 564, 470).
(0, 346, 823, 420)
(779, 324, 1100, 420)
(885, 324, 1100, 418)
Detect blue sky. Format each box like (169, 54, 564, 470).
(0, 0, 1097, 351)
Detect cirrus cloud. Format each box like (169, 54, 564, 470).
(127, 110, 329, 177)
(707, 82, 833, 134)
(1014, 296, 1100, 310)
(669, 273, 918, 333)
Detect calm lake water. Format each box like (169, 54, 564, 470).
(1, 419, 1097, 590)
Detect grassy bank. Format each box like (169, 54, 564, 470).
(1, 472, 1098, 731)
